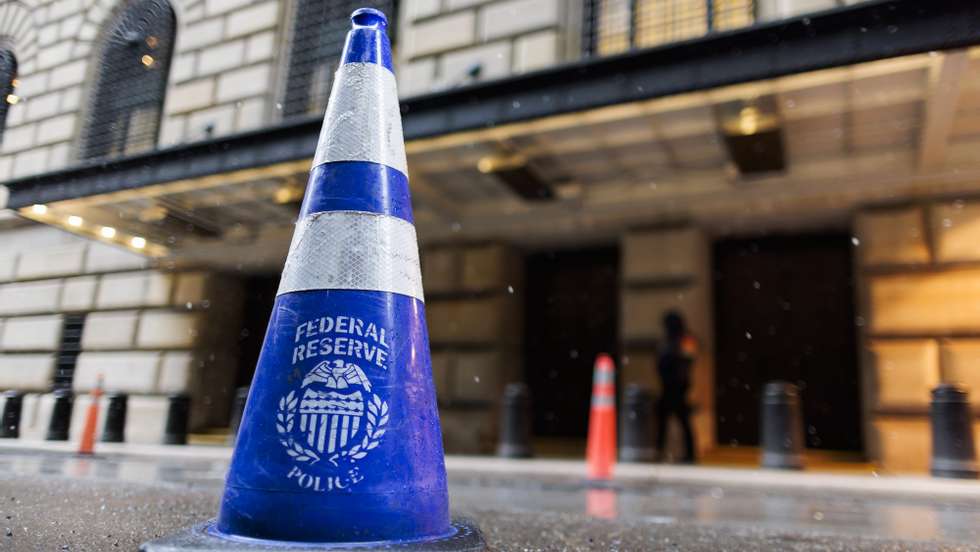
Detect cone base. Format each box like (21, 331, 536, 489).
(140, 518, 487, 551)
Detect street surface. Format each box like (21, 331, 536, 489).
(0, 445, 978, 551)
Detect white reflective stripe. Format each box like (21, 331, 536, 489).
(591, 395, 615, 408)
(593, 371, 614, 384)
(277, 211, 424, 301)
(312, 62, 408, 176)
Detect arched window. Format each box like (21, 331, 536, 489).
(0, 49, 17, 145)
(283, 0, 397, 119)
(81, 0, 175, 159)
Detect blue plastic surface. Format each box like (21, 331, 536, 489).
(217, 291, 450, 543)
(299, 162, 412, 223)
(341, 8, 393, 72)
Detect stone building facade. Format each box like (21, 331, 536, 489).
(0, 0, 296, 442)
(0, 213, 242, 441)
(0, 0, 976, 471)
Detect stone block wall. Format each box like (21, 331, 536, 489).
(396, 0, 572, 97)
(0, 0, 285, 179)
(0, 220, 243, 438)
(159, 0, 283, 145)
(1, 0, 576, 176)
(0, 0, 85, 180)
(396, 0, 865, 97)
(421, 242, 523, 453)
(855, 201, 980, 473)
(0, 0, 869, 178)
(619, 226, 714, 456)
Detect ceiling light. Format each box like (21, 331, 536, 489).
(67, 215, 83, 227)
(100, 226, 117, 238)
(131, 236, 146, 249)
(717, 97, 786, 175)
(274, 186, 304, 204)
(6, 94, 19, 105)
(141, 55, 155, 67)
(138, 205, 167, 222)
(476, 154, 526, 174)
(738, 106, 760, 136)
(477, 154, 554, 201)
(30, 204, 47, 215)
(477, 157, 496, 174)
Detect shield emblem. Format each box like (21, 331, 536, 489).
(298, 388, 365, 454)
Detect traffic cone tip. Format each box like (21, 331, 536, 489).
(302, 7, 409, 225)
(343, 8, 393, 71)
(314, 8, 404, 176)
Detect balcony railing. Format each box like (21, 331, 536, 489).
(582, 0, 755, 57)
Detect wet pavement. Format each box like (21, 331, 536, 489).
(1, 448, 979, 551)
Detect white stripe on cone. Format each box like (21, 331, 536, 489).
(277, 210, 424, 301)
(313, 62, 407, 176)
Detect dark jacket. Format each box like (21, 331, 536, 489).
(657, 337, 694, 394)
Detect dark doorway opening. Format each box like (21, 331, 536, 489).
(524, 247, 619, 439)
(236, 275, 281, 389)
(713, 234, 862, 452)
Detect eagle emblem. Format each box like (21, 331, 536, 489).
(276, 360, 388, 469)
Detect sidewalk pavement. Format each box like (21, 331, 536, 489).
(3, 439, 978, 500)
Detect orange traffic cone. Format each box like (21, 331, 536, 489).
(77, 375, 103, 455)
(585, 488, 618, 519)
(586, 353, 616, 480)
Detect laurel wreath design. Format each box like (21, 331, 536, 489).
(276, 390, 321, 464)
(276, 390, 389, 467)
(338, 394, 389, 462)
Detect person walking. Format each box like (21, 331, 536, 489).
(655, 310, 697, 463)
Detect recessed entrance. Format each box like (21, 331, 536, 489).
(236, 275, 282, 389)
(713, 234, 862, 452)
(524, 247, 619, 441)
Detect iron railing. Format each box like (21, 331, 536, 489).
(583, 0, 755, 57)
(80, 0, 175, 160)
(0, 49, 16, 146)
(282, 0, 398, 119)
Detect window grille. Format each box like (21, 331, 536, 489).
(53, 314, 86, 390)
(80, 0, 175, 160)
(0, 49, 16, 145)
(283, 0, 398, 119)
(583, 0, 754, 57)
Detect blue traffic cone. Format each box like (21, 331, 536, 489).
(142, 9, 483, 551)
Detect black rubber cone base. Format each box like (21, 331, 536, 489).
(141, 519, 487, 551)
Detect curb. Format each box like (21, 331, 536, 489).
(446, 456, 980, 499)
(3, 442, 978, 500)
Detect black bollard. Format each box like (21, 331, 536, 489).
(619, 384, 655, 462)
(101, 392, 128, 443)
(163, 393, 191, 445)
(760, 381, 804, 470)
(227, 386, 249, 445)
(496, 382, 533, 458)
(930, 384, 978, 479)
(45, 389, 74, 441)
(1, 391, 23, 438)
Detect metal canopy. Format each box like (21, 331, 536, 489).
(4, 0, 980, 269)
